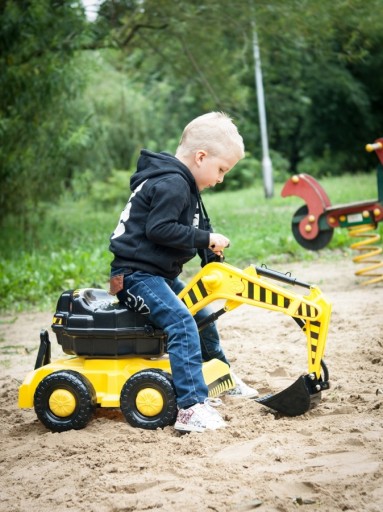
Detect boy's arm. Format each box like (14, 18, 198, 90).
(146, 176, 230, 254)
(146, 177, 210, 249)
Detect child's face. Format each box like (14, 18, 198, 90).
(192, 151, 239, 191)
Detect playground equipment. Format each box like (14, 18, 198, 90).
(18, 261, 332, 432)
(281, 138, 383, 285)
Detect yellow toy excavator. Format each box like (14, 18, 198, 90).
(18, 261, 332, 432)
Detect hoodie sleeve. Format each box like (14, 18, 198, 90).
(145, 175, 210, 249)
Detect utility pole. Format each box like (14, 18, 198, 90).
(252, 21, 273, 198)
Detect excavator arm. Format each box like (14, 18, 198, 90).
(179, 262, 332, 416)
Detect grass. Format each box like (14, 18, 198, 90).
(198, 172, 381, 266)
(0, 172, 381, 312)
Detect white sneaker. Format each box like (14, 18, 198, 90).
(225, 372, 259, 398)
(174, 398, 226, 433)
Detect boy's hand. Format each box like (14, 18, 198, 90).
(209, 233, 230, 255)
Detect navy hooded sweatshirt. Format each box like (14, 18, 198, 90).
(109, 150, 212, 279)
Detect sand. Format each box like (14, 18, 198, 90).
(0, 259, 382, 512)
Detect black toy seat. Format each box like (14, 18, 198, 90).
(77, 288, 117, 311)
(51, 288, 166, 357)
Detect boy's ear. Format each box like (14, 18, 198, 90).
(195, 150, 207, 165)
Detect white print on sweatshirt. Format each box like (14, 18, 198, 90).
(111, 180, 148, 240)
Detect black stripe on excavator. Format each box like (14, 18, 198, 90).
(310, 329, 319, 340)
(181, 279, 208, 307)
(309, 321, 321, 365)
(188, 288, 198, 305)
(196, 280, 208, 298)
(297, 304, 318, 318)
(308, 320, 320, 339)
(311, 344, 317, 365)
(245, 281, 291, 309)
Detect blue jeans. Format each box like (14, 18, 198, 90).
(116, 270, 228, 409)
(171, 277, 229, 367)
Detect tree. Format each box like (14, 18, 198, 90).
(250, 0, 383, 173)
(92, 0, 383, 173)
(0, 0, 89, 226)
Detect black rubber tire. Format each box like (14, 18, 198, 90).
(292, 205, 334, 251)
(34, 370, 97, 432)
(120, 369, 177, 430)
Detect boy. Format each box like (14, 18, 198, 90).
(109, 112, 257, 433)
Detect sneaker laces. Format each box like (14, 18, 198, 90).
(203, 397, 225, 427)
(204, 397, 223, 408)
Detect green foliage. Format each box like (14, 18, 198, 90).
(86, 0, 383, 177)
(297, 150, 350, 178)
(206, 151, 290, 193)
(246, 0, 383, 172)
(0, 0, 90, 222)
(212, 154, 261, 192)
(269, 150, 290, 183)
(76, 50, 187, 181)
(94, 0, 252, 117)
(88, 169, 133, 207)
(0, 247, 110, 312)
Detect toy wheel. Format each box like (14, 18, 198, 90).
(292, 205, 334, 251)
(34, 370, 97, 432)
(120, 369, 177, 430)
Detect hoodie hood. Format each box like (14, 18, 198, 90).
(131, 150, 196, 190)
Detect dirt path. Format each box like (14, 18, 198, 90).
(0, 259, 382, 512)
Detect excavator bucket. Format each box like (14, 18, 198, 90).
(255, 373, 326, 416)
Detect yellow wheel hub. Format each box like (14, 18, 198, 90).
(49, 389, 76, 417)
(136, 388, 164, 417)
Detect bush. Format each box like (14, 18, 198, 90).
(297, 148, 355, 178)
(88, 169, 133, 208)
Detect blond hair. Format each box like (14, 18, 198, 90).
(176, 112, 245, 161)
